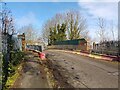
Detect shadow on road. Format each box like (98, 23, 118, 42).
(12, 51, 49, 88)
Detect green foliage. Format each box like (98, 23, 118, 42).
(49, 23, 67, 45)
(49, 27, 54, 45)
(10, 51, 24, 66)
(6, 70, 19, 88)
(0, 53, 2, 86)
(68, 14, 80, 40)
(2, 51, 24, 89)
(2, 53, 9, 87)
(57, 23, 67, 41)
(5, 63, 22, 89)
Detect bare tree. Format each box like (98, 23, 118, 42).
(20, 24, 37, 45)
(65, 10, 88, 40)
(110, 21, 115, 40)
(0, 0, 1, 55)
(42, 10, 89, 45)
(109, 21, 118, 41)
(96, 18, 107, 42)
(42, 19, 52, 44)
(0, 3, 16, 88)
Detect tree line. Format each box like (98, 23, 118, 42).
(42, 10, 89, 45)
(18, 10, 117, 47)
(41, 10, 117, 45)
(19, 10, 117, 46)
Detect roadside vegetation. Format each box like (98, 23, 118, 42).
(2, 51, 24, 89)
(0, 3, 24, 90)
(0, 52, 2, 87)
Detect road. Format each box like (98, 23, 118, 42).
(44, 49, 119, 88)
(13, 51, 49, 88)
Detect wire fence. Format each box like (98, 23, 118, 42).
(0, 2, 24, 89)
(0, 32, 2, 88)
(1, 31, 23, 89)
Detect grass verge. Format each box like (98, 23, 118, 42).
(5, 63, 23, 89)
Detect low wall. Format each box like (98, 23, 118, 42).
(48, 45, 87, 51)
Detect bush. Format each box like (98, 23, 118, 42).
(2, 51, 24, 89)
(0, 52, 2, 86)
(10, 51, 24, 66)
(9, 51, 24, 75)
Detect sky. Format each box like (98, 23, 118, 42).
(0, 0, 119, 42)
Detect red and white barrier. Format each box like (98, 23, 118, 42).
(39, 52, 46, 60)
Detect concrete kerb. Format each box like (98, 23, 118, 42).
(59, 50, 115, 62)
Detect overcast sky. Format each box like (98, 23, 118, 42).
(1, 0, 119, 42)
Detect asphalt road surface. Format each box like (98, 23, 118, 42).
(13, 51, 49, 88)
(44, 49, 119, 88)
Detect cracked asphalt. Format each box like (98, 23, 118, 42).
(44, 49, 119, 88)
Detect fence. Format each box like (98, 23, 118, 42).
(92, 41, 119, 55)
(1, 32, 23, 88)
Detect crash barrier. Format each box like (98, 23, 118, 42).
(26, 45, 46, 60)
(26, 45, 42, 52)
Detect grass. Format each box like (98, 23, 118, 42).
(5, 63, 22, 89)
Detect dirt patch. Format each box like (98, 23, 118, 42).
(45, 54, 74, 88)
